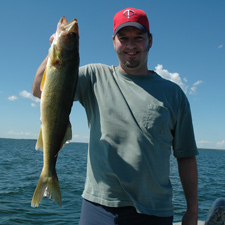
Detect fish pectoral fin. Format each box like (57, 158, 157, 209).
(48, 44, 59, 66)
(40, 69, 47, 91)
(35, 126, 43, 151)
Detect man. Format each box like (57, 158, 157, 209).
(33, 8, 198, 225)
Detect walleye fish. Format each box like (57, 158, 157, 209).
(31, 17, 79, 207)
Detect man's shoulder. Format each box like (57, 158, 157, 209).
(153, 73, 188, 103)
(80, 63, 117, 71)
(155, 72, 186, 93)
(79, 63, 118, 83)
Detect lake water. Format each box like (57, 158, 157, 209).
(0, 138, 225, 224)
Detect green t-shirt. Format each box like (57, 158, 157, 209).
(76, 63, 198, 217)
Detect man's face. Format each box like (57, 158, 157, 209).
(113, 26, 152, 74)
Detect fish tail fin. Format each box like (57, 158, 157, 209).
(31, 170, 62, 207)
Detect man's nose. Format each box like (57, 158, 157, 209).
(126, 38, 136, 48)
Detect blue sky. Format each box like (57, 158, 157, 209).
(0, 0, 224, 149)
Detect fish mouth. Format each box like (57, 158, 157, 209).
(60, 17, 79, 35)
(65, 19, 79, 35)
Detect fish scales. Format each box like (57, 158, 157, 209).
(31, 17, 79, 207)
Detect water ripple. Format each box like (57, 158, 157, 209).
(1, 139, 225, 224)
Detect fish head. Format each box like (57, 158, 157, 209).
(55, 17, 79, 52)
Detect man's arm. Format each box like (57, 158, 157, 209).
(177, 156, 198, 225)
(32, 34, 56, 98)
(32, 56, 48, 98)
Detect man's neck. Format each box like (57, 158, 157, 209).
(119, 65, 153, 76)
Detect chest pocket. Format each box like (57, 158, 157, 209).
(139, 104, 173, 140)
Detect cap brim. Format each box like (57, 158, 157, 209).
(114, 22, 148, 35)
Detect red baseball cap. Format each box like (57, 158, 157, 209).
(113, 8, 150, 35)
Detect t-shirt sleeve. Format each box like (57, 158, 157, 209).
(172, 94, 198, 158)
(75, 64, 94, 106)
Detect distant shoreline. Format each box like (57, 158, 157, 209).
(0, 137, 88, 144)
(0, 137, 224, 151)
(198, 147, 225, 151)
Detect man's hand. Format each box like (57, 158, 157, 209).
(32, 33, 56, 98)
(177, 157, 198, 225)
(182, 210, 198, 225)
(49, 33, 56, 45)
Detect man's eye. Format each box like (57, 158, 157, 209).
(119, 37, 127, 41)
(136, 36, 144, 41)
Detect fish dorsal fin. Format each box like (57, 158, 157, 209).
(40, 69, 47, 91)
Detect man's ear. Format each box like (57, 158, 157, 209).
(149, 33, 153, 49)
(112, 35, 116, 48)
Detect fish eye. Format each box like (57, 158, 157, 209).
(69, 32, 76, 38)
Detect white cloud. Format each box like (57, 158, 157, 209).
(8, 95, 18, 101)
(193, 80, 203, 86)
(197, 140, 212, 145)
(189, 86, 196, 95)
(217, 140, 225, 147)
(183, 77, 188, 83)
(73, 134, 80, 138)
(218, 44, 223, 49)
(155, 64, 188, 93)
(7, 90, 40, 106)
(189, 80, 203, 95)
(72, 134, 89, 143)
(155, 64, 202, 95)
(8, 130, 31, 136)
(196, 140, 214, 149)
(19, 90, 40, 103)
